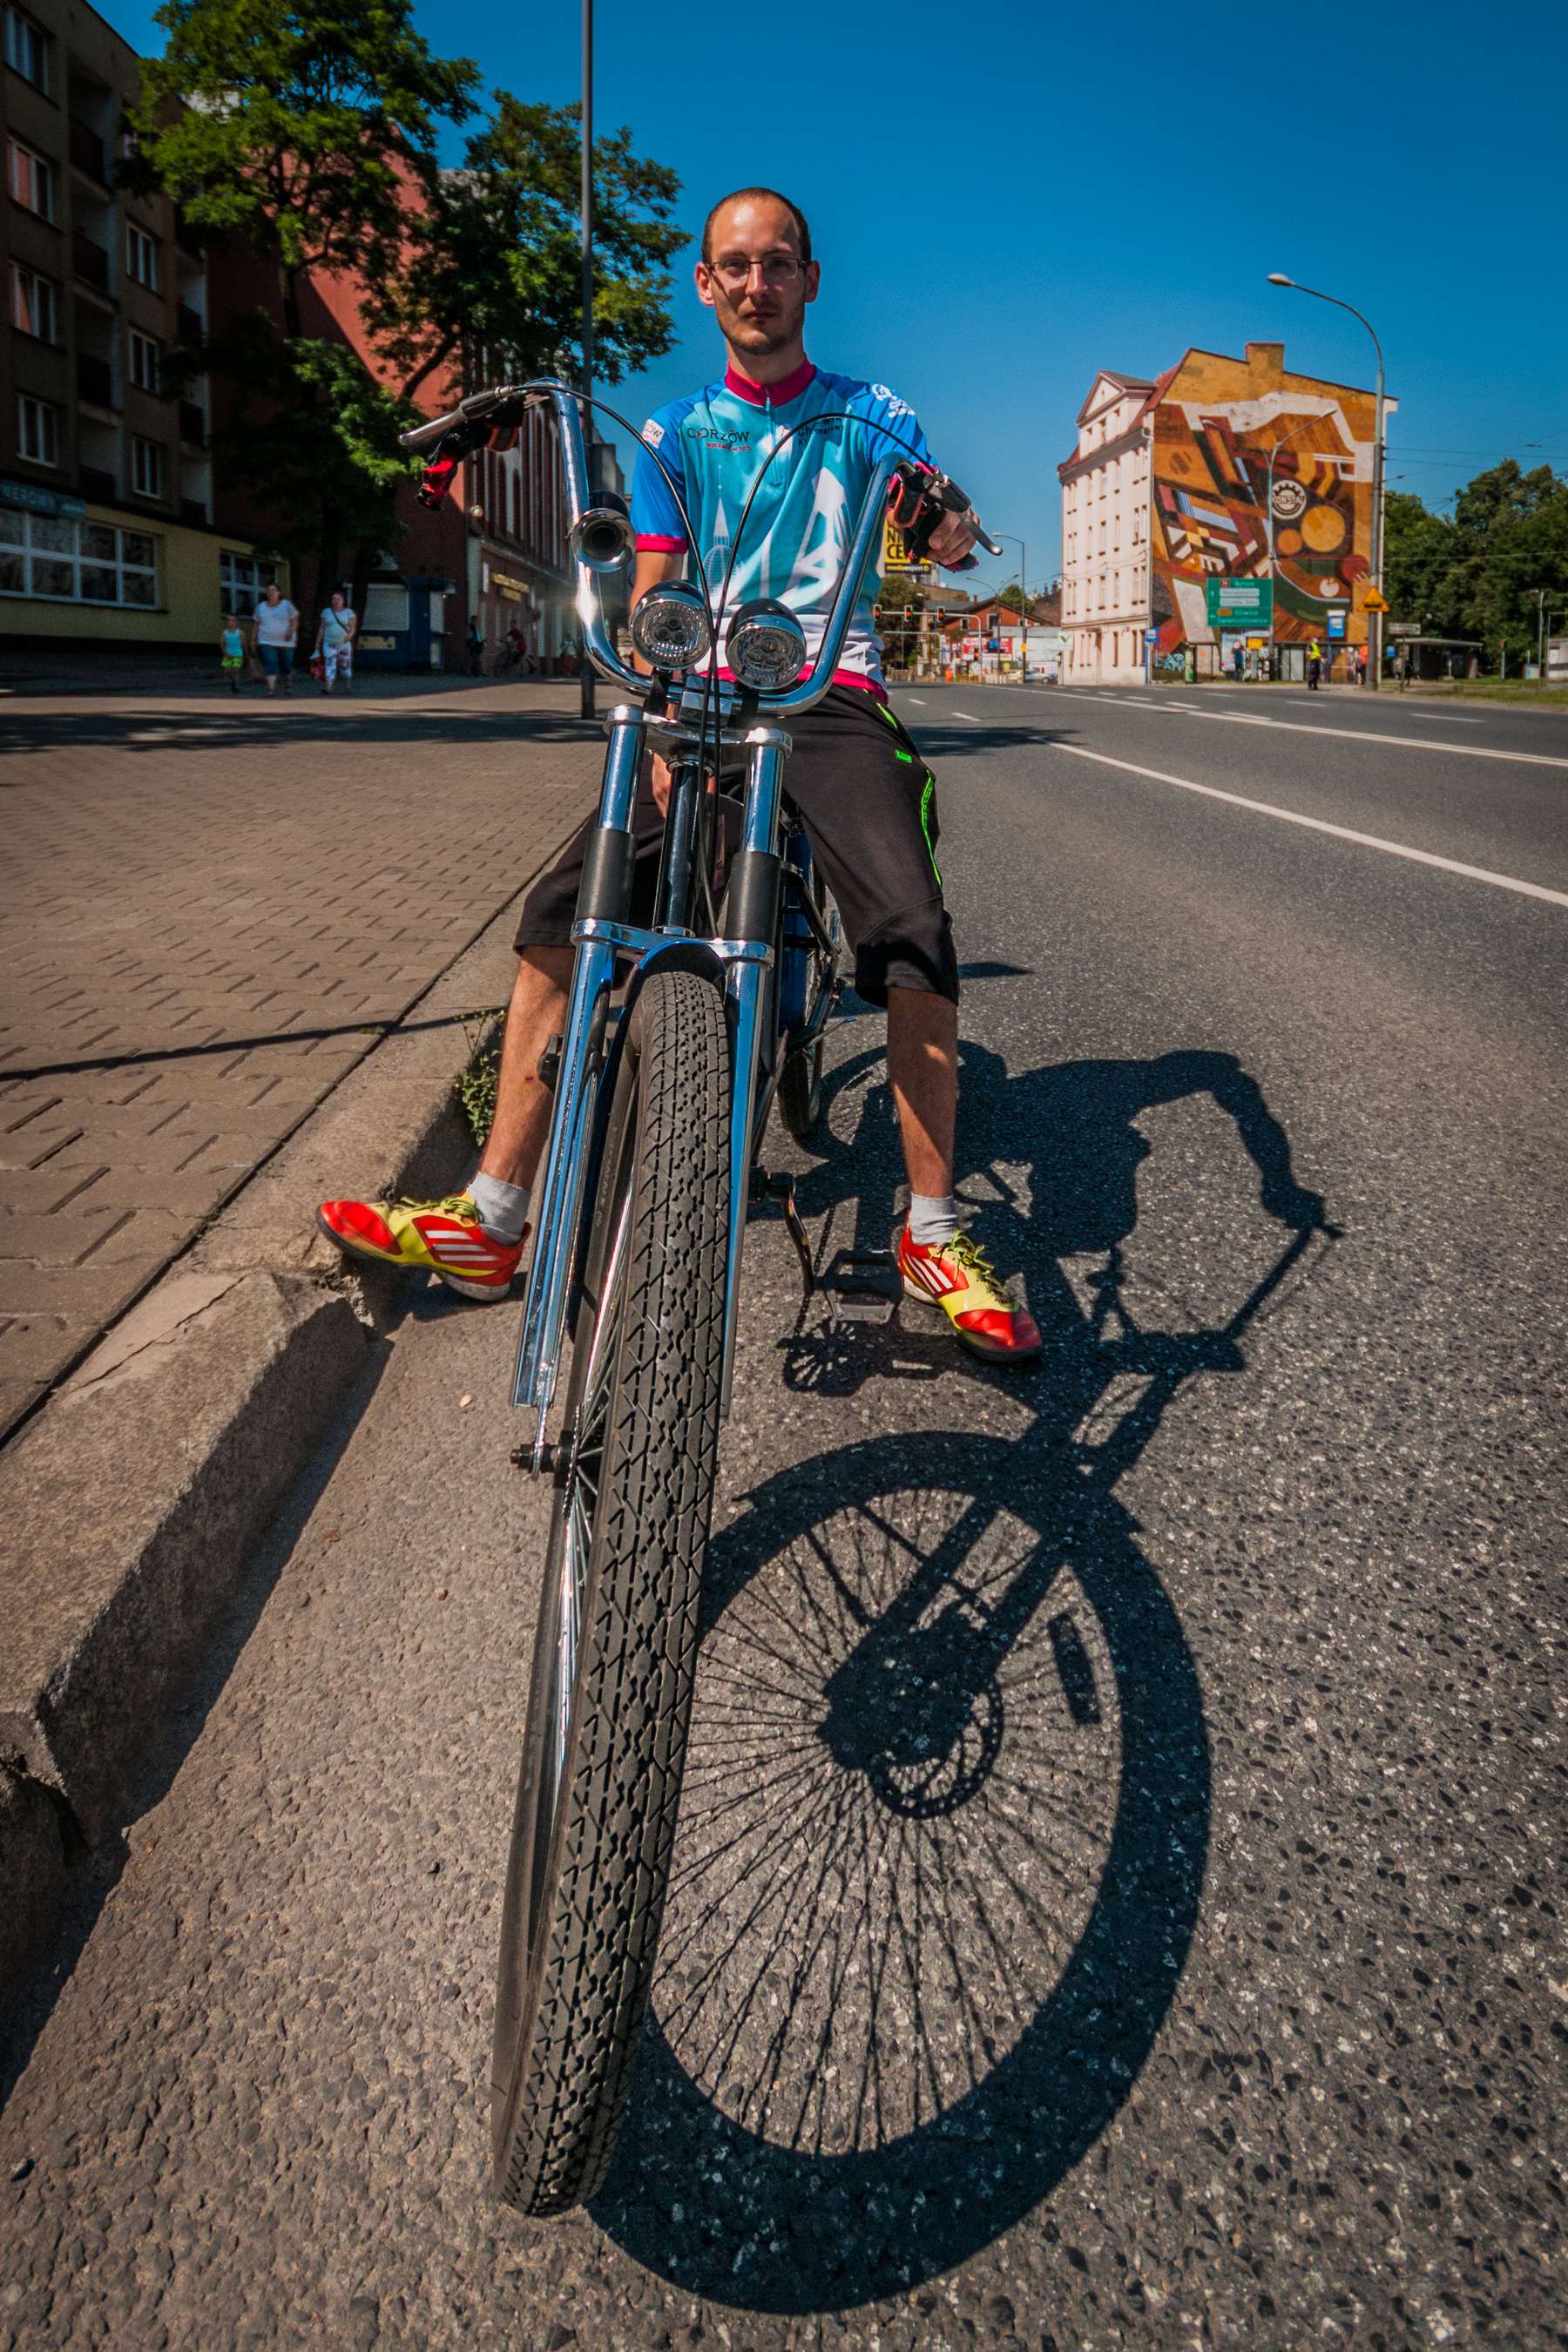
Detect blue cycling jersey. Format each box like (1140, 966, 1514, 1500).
(632, 356, 932, 691)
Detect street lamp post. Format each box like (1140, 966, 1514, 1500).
(990, 532, 1029, 684)
(1267, 274, 1386, 692)
(1264, 416, 1317, 683)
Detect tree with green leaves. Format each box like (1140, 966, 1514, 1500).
(366, 96, 686, 404)
(125, 0, 686, 625)
(1383, 490, 1460, 632)
(126, 0, 478, 612)
(127, 0, 478, 336)
(1385, 461, 1568, 672)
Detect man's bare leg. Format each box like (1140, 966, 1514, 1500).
(885, 983, 956, 1199)
(476, 946, 573, 1190)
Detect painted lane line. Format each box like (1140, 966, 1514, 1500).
(904, 694, 927, 703)
(1141, 701, 1568, 769)
(1271, 695, 1484, 726)
(1051, 740, 1568, 910)
(950, 709, 981, 721)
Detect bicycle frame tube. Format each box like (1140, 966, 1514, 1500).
(720, 726, 789, 1415)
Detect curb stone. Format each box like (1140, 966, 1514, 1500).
(0, 802, 588, 2008)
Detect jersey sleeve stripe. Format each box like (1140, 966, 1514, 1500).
(635, 534, 687, 552)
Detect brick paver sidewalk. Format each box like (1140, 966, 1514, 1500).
(0, 683, 600, 1439)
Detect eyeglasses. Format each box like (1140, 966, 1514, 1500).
(708, 254, 805, 291)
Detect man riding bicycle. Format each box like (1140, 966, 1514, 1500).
(318, 186, 1040, 1362)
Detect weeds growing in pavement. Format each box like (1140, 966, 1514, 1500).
(456, 1009, 504, 1146)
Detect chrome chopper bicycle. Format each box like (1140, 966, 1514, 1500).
(399, 380, 1001, 2216)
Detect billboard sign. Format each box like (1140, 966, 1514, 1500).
(1205, 577, 1273, 632)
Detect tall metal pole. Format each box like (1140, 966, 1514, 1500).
(1370, 350, 1385, 693)
(991, 533, 1028, 683)
(578, 0, 595, 719)
(1267, 275, 1387, 691)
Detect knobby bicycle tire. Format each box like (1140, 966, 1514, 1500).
(492, 969, 731, 2215)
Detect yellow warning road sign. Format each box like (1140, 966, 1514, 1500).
(1362, 587, 1390, 612)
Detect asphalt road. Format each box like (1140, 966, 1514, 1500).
(3, 684, 1565, 2350)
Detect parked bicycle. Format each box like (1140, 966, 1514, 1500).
(397, 379, 1002, 2215)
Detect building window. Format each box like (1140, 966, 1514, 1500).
(131, 436, 165, 497)
(125, 223, 160, 290)
(7, 137, 53, 219)
(17, 393, 57, 466)
(10, 262, 57, 343)
(0, 510, 159, 605)
(219, 548, 279, 618)
(3, 6, 49, 90)
(129, 329, 162, 392)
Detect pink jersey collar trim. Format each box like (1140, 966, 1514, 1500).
(723, 355, 817, 408)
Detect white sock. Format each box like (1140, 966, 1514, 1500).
(908, 1192, 959, 1248)
(469, 1173, 530, 1243)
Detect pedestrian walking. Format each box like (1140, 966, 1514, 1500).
(466, 617, 485, 676)
(219, 612, 246, 695)
(252, 582, 300, 698)
(1232, 641, 1244, 682)
(1307, 639, 1322, 691)
(314, 591, 357, 696)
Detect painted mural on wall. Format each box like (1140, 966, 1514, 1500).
(1150, 354, 1378, 655)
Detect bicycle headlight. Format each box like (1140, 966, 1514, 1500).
(629, 581, 713, 672)
(725, 598, 808, 692)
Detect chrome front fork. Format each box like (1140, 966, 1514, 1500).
(511, 704, 645, 1453)
(512, 715, 789, 1458)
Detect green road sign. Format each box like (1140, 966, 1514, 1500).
(1206, 577, 1274, 631)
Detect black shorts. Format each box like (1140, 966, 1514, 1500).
(514, 686, 958, 1007)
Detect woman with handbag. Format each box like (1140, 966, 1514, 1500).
(314, 591, 357, 696)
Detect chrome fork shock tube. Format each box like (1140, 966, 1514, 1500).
(720, 724, 790, 1416)
(513, 704, 646, 1430)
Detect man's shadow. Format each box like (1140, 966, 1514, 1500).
(591, 1013, 1335, 2311)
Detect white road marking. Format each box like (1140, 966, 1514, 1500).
(950, 709, 981, 721)
(1051, 740, 1568, 909)
(1126, 700, 1568, 769)
(904, 694, 927, 703)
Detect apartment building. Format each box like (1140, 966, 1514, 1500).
(1058, 371, 1155, 686)
(1059, 342, 1391, 686)
(2, 0, 280, 663)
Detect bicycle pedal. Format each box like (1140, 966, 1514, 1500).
(819, 1247, 900, 1326)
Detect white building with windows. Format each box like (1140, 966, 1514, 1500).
(1058, 369, 1158, 686)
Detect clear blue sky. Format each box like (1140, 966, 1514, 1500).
(108, 0, 1568, 594)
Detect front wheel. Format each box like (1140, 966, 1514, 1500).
(491, 968, 731, 2215)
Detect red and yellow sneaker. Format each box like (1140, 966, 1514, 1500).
(315, 1191, 525, 1301)
(897, 1224, 1042, 1362)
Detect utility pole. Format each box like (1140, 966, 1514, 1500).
(1534, 586, 1547, 677)
(990, 532, 1029, 683)
(1267, 274, 1387, 691)
(578, 0, 596, 720)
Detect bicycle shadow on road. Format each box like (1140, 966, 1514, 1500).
(593, 1036, 1335, 2311)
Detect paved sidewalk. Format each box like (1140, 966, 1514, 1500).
(0, 684, 600, 1439)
